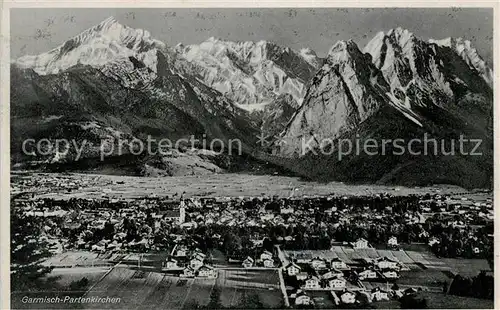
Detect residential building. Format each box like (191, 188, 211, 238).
(197, 265, 217, 278)
(375, 257, 399, 270)
(263, 258, 274, 268)
(285, 262, 301, 276)
(358, 269, 378, 280)
(189, 257, 204, 270)
(304, 276, 321, 289)
(330, 257, 349, 270)
(182, 266, 195, 278)
(242, 257, 254, 268)
(164, 258, 178, 269)
(381, 269, 399, 279)
(260, 250, 273, 261)
(321, 269, 344, 280)
(387, 236, 398, 247)
(310, 257, 327, 270)
(340, 290, 357, 304)
(371, 287, 389, 301)
(295, 291, 312, 306)
(352, 238, 369, 249)
(329, 276, 347, 289)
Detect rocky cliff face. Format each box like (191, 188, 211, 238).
(273, 29, 492, 188)
(260, 93, 299, 141)
(429, 36, 493, 88)
(278, 40, 390, 156)
(363, 28, 492, 110)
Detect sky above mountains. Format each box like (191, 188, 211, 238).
(10, 8, 493, 65)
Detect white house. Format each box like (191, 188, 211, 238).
(289, 289, 303, 299)
(190, 257, 204, 270)
(260, 250, 273, 261)
(358, 269, 378, 280)
(176, 247, 188, 257)
(371, 287, 389, 301)
(296, 272, 308, 281)
(321, 269, 344, 280)
(340, 290, 357, 304)
(164, 258, 178, 269)
(197, 265, 217, 278)
(304, 276, 321, 289)
(310, 257, 327, 270)
(295, 291, 312, 306)
(375, 257, 399, 270)
(285, 262, 301, 276)
(387, 236, 398, 247)
(329, 276, 347, 289)
(330, 258, 349, 270)
(352, 238, 369, 249)
(382, 269, 399, 279)
(242, 257, 254, 268)
(182, 266, 195, 278)
(263, 258, 274, 268)
(428, 237, 440, 246)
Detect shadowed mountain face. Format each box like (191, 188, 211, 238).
(274, 28, 492, 188)
(11, 18, 493, 188)
(11, 17, 260, 174)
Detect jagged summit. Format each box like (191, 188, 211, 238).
(174, 36, 321, 108)
(387, 27, 414, 38)
(429, 36, 493, 87)
(327, 39, 368, 65)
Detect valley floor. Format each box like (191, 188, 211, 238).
(11, 171, 477, 201)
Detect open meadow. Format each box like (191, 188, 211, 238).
(80, 266, 283, 309)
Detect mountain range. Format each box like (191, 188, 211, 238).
(11, 17, 493, 188)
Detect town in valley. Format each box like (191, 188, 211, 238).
(11, 172, 494, 309)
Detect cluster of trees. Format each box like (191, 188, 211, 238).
(11, 209, 54, 290)
(426, 220, 493, 260)
(448, 271, 494, 299)
(399, 293, 428, 309)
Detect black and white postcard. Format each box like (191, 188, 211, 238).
(1, 2, 497, 309)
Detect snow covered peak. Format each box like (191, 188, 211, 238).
(327, 40, 365, 65)
(387, 27, 414, 39)
(174, 37, 320, 107)
(429, 36, 493, 87)
(15, 16, 165, 75)
(328, 40, 357, 52)
(429, 37, 453, 47)
(299, 47, 321, 67)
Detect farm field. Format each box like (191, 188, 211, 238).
(11, 267, 109, 309)
(396, 270, 451, 288)
(41, 251, 120, 268)
(81, 266, 283, 309)
(13, 171, 475, 200)
(215, 269, 283, 308)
